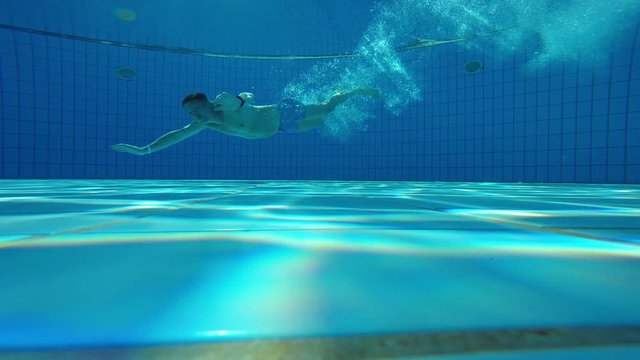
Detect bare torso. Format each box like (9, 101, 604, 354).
(200, 104, 281, 139)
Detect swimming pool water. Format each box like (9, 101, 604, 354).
(1, 180, 639, 357)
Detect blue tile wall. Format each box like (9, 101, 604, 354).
(1, 24, 639, 183)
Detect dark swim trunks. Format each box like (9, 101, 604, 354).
(277, 98, 306, 133)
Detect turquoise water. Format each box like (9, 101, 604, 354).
(0, 180, 639, 355)
(1, 0, 640, 357)
(0, 0, 638, 180)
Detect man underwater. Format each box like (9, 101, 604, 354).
(111, 88, 380, 155)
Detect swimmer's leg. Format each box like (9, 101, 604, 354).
(296, 117, 325, 132)
(304, 88, 381, 118)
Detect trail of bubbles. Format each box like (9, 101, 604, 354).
(284, 0, 639, 140)
(283, 8, 423, 140)
(387, 0, 640, 67)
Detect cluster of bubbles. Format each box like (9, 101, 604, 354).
(528, 0, 640, 66)
(368, 0, 640, 68)
(284, 0, 639, 140)
(283, 61, 374, 141)
(283, 39, 421, 141)
(283, 8, 424, 141)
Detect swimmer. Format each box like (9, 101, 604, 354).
(111, 88, 380, 155)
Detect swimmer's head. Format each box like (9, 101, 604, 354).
(182, 92, 209, 106)
(182, 93, 219, 121)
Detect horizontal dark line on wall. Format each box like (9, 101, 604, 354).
(0, 23, 502, 60)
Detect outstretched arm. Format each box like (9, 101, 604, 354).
(111, 121, 206, 155)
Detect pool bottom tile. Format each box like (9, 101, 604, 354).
(1, 326, 639, 360)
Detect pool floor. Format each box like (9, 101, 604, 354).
(0, 180, 639, 358)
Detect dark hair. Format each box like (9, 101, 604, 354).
(182, 92, 208, 106)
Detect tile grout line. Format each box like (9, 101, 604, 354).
(382, 197, 640, 247)
(0, 185, 267, 248)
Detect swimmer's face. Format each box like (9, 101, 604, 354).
(183, 99, 216, 121)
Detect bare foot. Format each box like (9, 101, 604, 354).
(111, 143, 146, 155)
